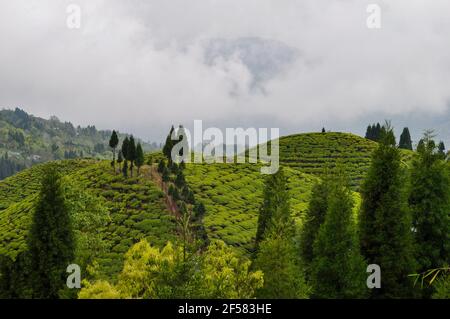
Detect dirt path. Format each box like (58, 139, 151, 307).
(141, 164, 181, 218)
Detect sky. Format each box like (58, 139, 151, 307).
(1, 0, 449, 145)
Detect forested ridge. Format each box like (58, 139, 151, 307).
(0, 123, 449, 299)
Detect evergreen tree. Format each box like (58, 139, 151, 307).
(359, 123, 416, 298)
(254, 233, 309, 299)
(117, 150, 123, 172)
(175, 170, 186, 188)
(128, 136, 137, 177)
(163, 126, 175, 161)
(399, 127, 413, 150)
(109, 130, 119, 173)
(409, 133, 450, 280)
(28, 165, 75, 298)
(254, 168, 291, 250)
(162, 167, 170, 182)
(135, 143, 144, 176)
(299, 180, 330, 267)
(180, 160, 186, 170)
(438, 141, 446, 159)
(122, 159, 128, 178)
(194, 202, 206, 219)
(375, 123, 382, 141)
(311, 177, 367, 298)
(365, 125, 373, 140)
(158, 159, 166, 174)
(253, 167, 309, 298)
(121, 137, 129, 177)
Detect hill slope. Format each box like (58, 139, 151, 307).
(0, 108, 159, 180)
(0, 160, 177, 277)
(257, 132, 414, 188)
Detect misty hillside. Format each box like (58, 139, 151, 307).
(0, 108, 160, 180)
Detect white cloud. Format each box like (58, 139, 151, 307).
(0, 0, 449, 141)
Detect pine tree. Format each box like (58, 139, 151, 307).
(128, 136, 137, 177)
(311, 177, 367, 298)
(162, 167, 170, 182)
(121, 137, 129, 178)
(135, 143, 144, 176)
(409, 133, 450, 277)
(163, 126, 175, 161)
(157, 159, 166, 174)
(254, 169, 309, 298)
(28, 165, 75, 298)
(122, 159, 128, 178)
(254, 168, 291, 250)
(109, 130, 119, 173)
(117, 150, 123, 172)
(299, 180, 330, 267)
(438, 141, 446, 159)
(375, 123, 382, 141)
(365, 125, 373, 140)
(175, 170, 186, 188)
(399, 127, 413, 150)
(359, 123, 416, 298)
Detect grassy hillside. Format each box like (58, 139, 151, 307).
(0, 132, 419, 278)
(257, 132, 414, 188)
(0, 160, 177, 277)
(0, 108, 159, 180)
(184, 162, 319, 254)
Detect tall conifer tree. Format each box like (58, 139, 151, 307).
(28, 165, 75, 298)
(359, 123, 416, 298)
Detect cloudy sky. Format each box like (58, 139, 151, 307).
(1, 0, 450, 144)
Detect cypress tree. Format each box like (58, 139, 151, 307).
(121, 137, 129, 178)
(311, 177, 367, 298)
(175, 170, 186, 188)
(254, 167, 309, 298)
(128, 136, 137, 177)
(409, 133, 450, 278)
(254, 168, 291, 250)
(365, 125, 373, 140)
(109, 130, 119, 173)
(122, 159, 128, 178)
(135, 143, 144, 176)
(299, 180, 330, 268)
(359, 123, 416, 298)
(28, 165, 75, 298)
(375, 123, 382, 141)
(399, 127, 413, 150)
(163, 126, 175, 161)
(438, 141, 446, 159)
(157, 160, 166, 174)
(117, 150, 123, 172)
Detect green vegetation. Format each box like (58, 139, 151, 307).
(399, 127, 413, 150)
(0, 108, 159, 180)
(183, 162, 318, 254)
(0, 160, 177, 280)
(259, 132, 412, 188)
(359, 124, 416, 298)
(409, 133, 450, 295)
(79, 239, 263, 299)
(0, 123, 449, 299)
(28, 165, 75, 298)
(254, 168, 309, 299)
(310, 175, 367, 298)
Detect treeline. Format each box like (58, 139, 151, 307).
(0, 153, 26, 180)
(365, 122, 447, 156)
(108, 130, 144, 177)
(297, 123, 449, 298)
